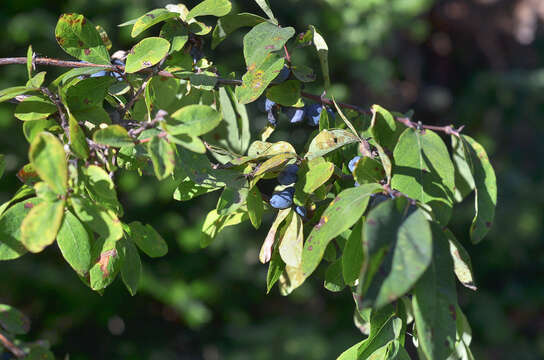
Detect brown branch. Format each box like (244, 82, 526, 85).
(0, 56, 464, 136)
(0, 331, 25, 358)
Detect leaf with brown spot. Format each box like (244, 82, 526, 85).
(89, 237, 121, 291)
(300, 183, 381, 282)
(55, 13, 111, 64)
(306, 129, 359, 160)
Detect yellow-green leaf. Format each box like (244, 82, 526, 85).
(21, 199, 65, 253)
(29, 132, 68, 195)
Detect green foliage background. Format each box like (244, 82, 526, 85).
(0, 0, 542, 359)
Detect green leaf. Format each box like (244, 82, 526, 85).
(216, 184, 249, 215)
(306, 129, 359, 160)
(253, 0, 277, 23)
(279, 211, 303, 267)
(21, 199, 65, 253)
(71, 196, 123, 242)
(391, 128, 455, 225)
(451, 135, 475, 202)
(131, 9, 178, 38)
(29, 132, 68, 195)
(26, 71, 47, 88)
(247, 186, 263, 229)
(299, 157, 335, 194)
(166, 104, 222, 136)
(69, 114, 89, 159)
(23, 118, 58, 143)
(128, 221, 168, 258)
(243, 22, 294, 68)
(125, 37, 170, 74)
(168, 133, 206, 154)
(324, 258, 345, 292)
(173, 176, 221, 201)
(235, 22, 295, 104)
(301, 183, 382, 280)
(26, 45, 33, 79)
(0, 186, 35, 217)
(57, 210, 92, 276)
(412, 223, 458, 360)
(34, 182, 58, 202)
(0, 304, 30, 335)
(259, 208, 291, 263)
(188, 20, 212, 35)
(0, 86, 38, 103)
(369, 105, 399, 182)
(266, 80, 304, 107)
(445, 228, 477, 290)
(160, 20, 189, 53)
(0, 198, 40, 260)
(211, 13, 266, 49)
(342, 220, 364, 286)
(147, 136, 175, 180)
(93, 125, 134, 147)
(353, 156, 386, 185)
(89, 236, 121, 291)
(309, 25, 330, 91)
(55, 13, 111, 64)
(460, 135, 497, 243)
(266, 244, 285, 293)
(236, 54, 285, 105)
(204, 87, 250, 163)
(65, 76, 113, 111)
(292, 63, 316, 83)
(119, 236, 142, 296)
(201, 209, 248, 247)
(82, 165, 122, 214)
(357, 308, 403, 359)
(186, 0, 232, 21)
(359, 199, 432, 309)
(336, 340, 365, 360)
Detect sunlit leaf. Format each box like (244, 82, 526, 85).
(131, 9, 178, 38)
(125, 37, 170, 73)
(29, 132, 68, 195)
(55, 13, 111, 64)
(186, 0, 232, 21)
(21, 199, 65, 253)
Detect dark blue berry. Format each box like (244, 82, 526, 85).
(277, 164, 299, 185)
(285, 107, 305, 123)
(348, 156, 361, 173)
(265, 99, 276, 112)
(269, 187, 295, 209)
(271, 65, 290, 84)
(90, 70, 108, 78)
(267, 109, 278, 126)
(305, 103, 322, 126)
(295, 205, 307, 218)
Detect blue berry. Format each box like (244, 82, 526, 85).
(265, 99, 276, 112)
(277, 164, 299, 185)
(285, 107, 305, 123)
(271, 65, 290, 84)
(354, 181, 360, 187)
(305, 103, 322, 126)
(267, 109, 278, 126)
(348, 156, 361, 173)
(269, 187, 295, 209)
(295, 205, 307, 218)
(90, 70, 108, 78)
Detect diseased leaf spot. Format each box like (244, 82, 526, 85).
(84, 48, 91, 55)
(367, 219, 377, 225)
(98, 249, 117, 278)
(307, 245, 313, 251)
(78, 40, 84, 47)
(264, 45, 275, 50)
(146, 13, 156, 19)
(486, 221, 492, 228)
(24, 202, 34, 209)
(142, 61, 152, 67)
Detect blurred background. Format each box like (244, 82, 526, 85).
(1, 0, 543, 359)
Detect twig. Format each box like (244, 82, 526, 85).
(41, 87, 68, 132)
(0, 56, 465, 136)
(0, 331, 25, 358)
